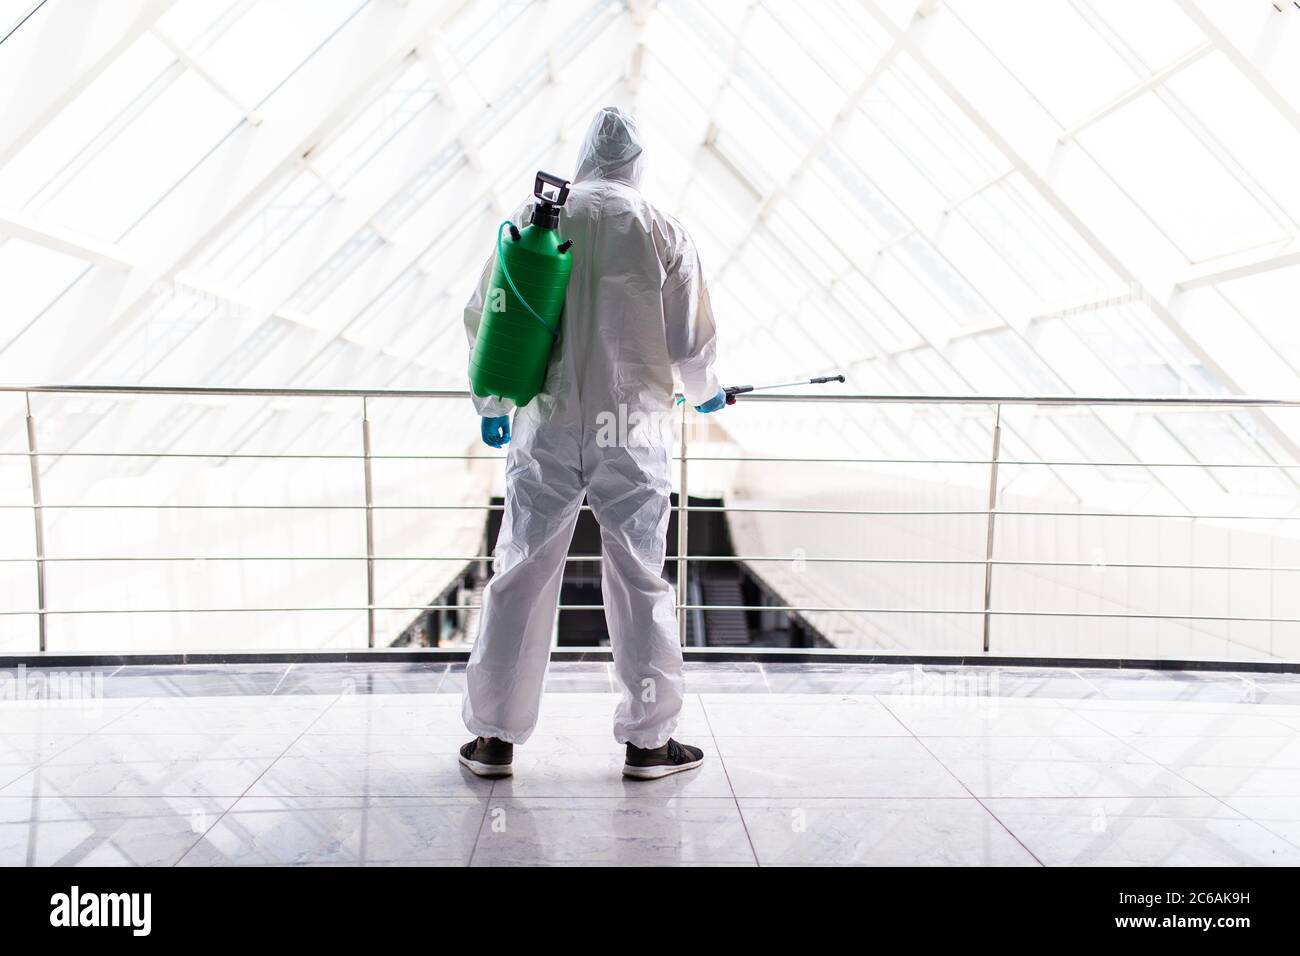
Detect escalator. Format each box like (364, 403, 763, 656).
(402, 494, 829, 649)
(700, 571, 749, 646)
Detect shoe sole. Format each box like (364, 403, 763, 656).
(622, 757, 704, 780)
(459, 754, 513, 778)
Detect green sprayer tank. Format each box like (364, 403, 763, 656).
(469, 171, 574, 407)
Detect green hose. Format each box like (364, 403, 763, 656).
(497, 220, 557, 337)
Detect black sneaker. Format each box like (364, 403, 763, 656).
(623, 738, 704, 780)
(458, 737, 513, 778)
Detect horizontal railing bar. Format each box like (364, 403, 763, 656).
(685, 505, 1300, 519)
(677, 455, 1300, 469)
(4, 554, 1299, 573)
(0, 604, 610, 614)
(0, 504, 992, 515)
(686, 608, 1300, 624)
(5, 384, 1298, 406)
(5, 447, 1294, 470)
(739, 394, 1300, 407)
(0, 451, 506, 461)
(3, 385, 475, 399)
(0, 504, 513, 511)
(0, 605, 1295, 623)
(0, 555, 501, 563)
(1006, 460, 1300, 469)
(0, 504, 920, 513)
(1, 503, 1296, 520)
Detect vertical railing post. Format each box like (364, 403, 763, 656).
(25, 392, 47, 652)
(981, 403, 1002, 653)
(362, 396, 376, 649)
(678, 399, 689, 646)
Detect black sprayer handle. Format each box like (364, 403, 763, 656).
(713, 374, 843, 406)
(534, 171, 571, 207)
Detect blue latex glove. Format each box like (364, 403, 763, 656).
(481, 415, 511, 448)
(694, 389, 727, 414)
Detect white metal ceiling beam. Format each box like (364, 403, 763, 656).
(679, 0, 761, 209)
(1023, 285, 1141, 324)
(857, 0, 1250, 398)
(679, 3, 1206, 509)
(1066, 0, 1300, 485)
(860, 0, 1300, 476)
(1066, 0, 1300, 470)
(708, 30, 906, 275)
(0, 0, 176, 168)
(0, 209, 134, 270)
(150, 25, 262, 125)
(11, 0, 458, 384)
(171, 0, 632, 356)
(1058, 43, 1212, 141)
(942, 168, 1013, 213)
(1071, 0, 1299, 238)
(1173, 0, 1300, 138)
(1173, 239, 1300, 291)
(111, 2, 631, 463)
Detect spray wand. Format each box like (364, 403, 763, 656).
(675, 373, 846, 406)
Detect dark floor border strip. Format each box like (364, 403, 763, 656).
(0, 648, 1297, 674)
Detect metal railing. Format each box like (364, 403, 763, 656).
(3, 384, 1300, 655)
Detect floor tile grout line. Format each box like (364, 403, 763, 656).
(432, 663, 453, 695)
(0, 696, 155, 800)
(467, 779, 496, 868)
(1039, 695, 1284, 816)
(269, 663, 294, 696)
(698, 693, 759, 867)
(1068, 668, 1105, 699)
(1065, 702, 1252, 800)
(1216, 796, 1300, 855)
(1059, 701, 1298, 854)
(227, 792, 1296, 803)
(1, 698, 155, 865)
(1063, 702, 1300, 854)
(169, 693, 344, 867)
(866, 692, 922, 736)
(874, 694, 1046, 867)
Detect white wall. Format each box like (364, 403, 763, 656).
(728, 458, 1300, 662)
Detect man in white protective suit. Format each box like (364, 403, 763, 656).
(458, 107, 727, 781)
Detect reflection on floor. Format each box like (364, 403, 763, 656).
(2, 661, 1300, 866)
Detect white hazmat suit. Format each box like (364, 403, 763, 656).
(461, 107, 720, 749)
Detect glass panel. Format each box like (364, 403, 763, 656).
(196, 0, 364, 107)
(1062, 301, 1208, 395)
(959, 175, 1119, 308)
(948, 0, 1139, 126)
(0, 238, 88, 353)
(1166, 52, 1300, 227)
(0, 32, 174, 209)
(1083, 0, 1204, 69)
(312, 60, 440, 188)
(36, 68, 244, 240)
(1076, 92, 1286, 262)
(0, 0, 38, 34)
(156, 0, 245, 51)
(1214, 264, 1300, 373)
(193, 168, 332, 285)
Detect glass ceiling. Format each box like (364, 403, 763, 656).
(1, 0, 1298, 518)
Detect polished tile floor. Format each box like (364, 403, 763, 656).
(2, 661, 1300, 866)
